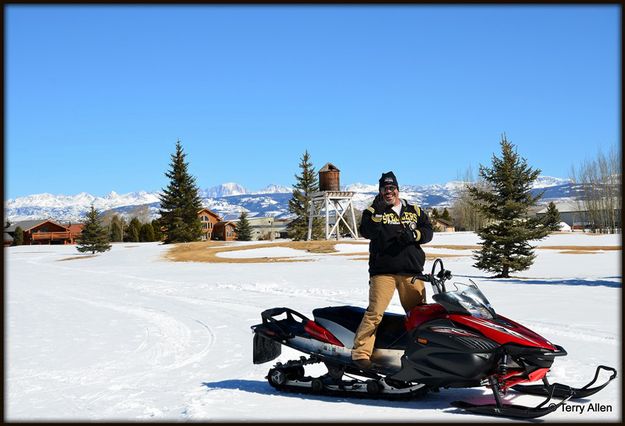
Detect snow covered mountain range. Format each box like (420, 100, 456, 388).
(5, 177, 580, 223)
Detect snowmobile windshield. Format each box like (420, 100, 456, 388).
(432, 280, 496, 319)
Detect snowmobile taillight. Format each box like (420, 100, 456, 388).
(304, 320, 344, 347)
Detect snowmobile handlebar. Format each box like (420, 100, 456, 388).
(411, 258, 452, 293)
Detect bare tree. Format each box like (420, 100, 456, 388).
(450, 165, 488, 231)
(570, 145, 621, 233)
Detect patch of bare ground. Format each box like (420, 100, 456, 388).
(540, 245, 620, 251)
(427, 245, 480, 250)
(164, 240, 619, 264)
(164, 240, 362, 263)
(348, 253, 467, 262)
(58, 255, 98, 261)
(428, 245, 620, 254)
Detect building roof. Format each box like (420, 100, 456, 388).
(433, 218, 454, 227)
(536, 201, 585, 214)
(198, 208, 222, 220)
(5, 219, 68, 233)
(213, 221, 237, 231)
(67, 224, 84, 234)
(4, 232, 14, 242)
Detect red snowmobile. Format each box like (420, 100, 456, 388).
(251, 258, 616, 419)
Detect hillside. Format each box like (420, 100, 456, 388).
(5, 177, 579, 223)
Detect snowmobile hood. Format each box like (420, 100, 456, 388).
(450, 314, 557, 350)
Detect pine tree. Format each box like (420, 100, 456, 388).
(287, 150, 323, 240)
(467, 135, 549, 278)
(158, 140, 203, 243)
(110, 215, 124, 242)
(151, 219, 163, 241)
(236, 211, 253, 241)
(14, 226, 24, 246)
(431, 208, 440, 219)
(127, 217, 141, 242)
(140, 223, 155, 242)
(77, 206, 112, 254)
(441, 208, 452, 222)
(543, 202, 562, 232)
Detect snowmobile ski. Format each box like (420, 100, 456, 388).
(512, 365, 617, 399)
(451, 374, 573, 419)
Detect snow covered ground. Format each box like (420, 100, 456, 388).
(5, 232, 621, 421)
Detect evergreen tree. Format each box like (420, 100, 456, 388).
(127, 217, 141, 242)
(140, 223, 155, 242)
(151, 219, 163, 241)
(441, 208, 452, 222)
(287, 150, 323, 240)
(158, 140, 203, 243)
(77, 206, 112, 254)
(236, 211, 253, 241)
(110, 215, 124, 242)
(14, 226, 24, 246)
(467, 135, 549, 278)
(431, 208, 440, 219)
(543, 202, 562, 232)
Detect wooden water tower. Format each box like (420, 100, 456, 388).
(307, 163, 359, 240)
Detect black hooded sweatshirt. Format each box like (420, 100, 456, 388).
(359, 199, 433, 276)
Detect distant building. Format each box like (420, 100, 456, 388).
(197, 208, 241, 241)
(5, 219, 83, 245)
(535, 201, 621, 230)
(198, 208, 221, 241)
(212, 221, 237, 241)
(431, 217, 455, 232)
(239, 216, 290, 240)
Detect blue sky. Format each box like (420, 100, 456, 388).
(5, 5, 620, 199)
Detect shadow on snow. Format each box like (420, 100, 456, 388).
(200, 379, 552, 422)
(202, 378, 471, 410)
(458, 276, 621, 288)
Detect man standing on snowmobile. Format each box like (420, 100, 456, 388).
(352, 171, 433, 369)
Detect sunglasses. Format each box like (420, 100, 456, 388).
(382, 185, 397, 193)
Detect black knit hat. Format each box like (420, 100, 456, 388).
(379, 171, 399, 191)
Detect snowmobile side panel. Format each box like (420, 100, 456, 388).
(390, 319, 498, 386)
(315, 318, 356, 348)
(303, 319, 343, 346)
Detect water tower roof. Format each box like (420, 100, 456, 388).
(319, 162, 340, 172)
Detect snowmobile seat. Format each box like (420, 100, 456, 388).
(313, 306, 409, 350)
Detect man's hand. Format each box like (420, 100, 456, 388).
(397, 226, 417, 245)
(372, 194, 387, 214)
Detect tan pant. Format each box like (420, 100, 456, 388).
(352, 274, 425, 361)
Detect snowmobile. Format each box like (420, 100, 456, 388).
(251, 258, 617, 419)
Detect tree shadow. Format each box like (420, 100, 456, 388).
(457, 275, 621, 288)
